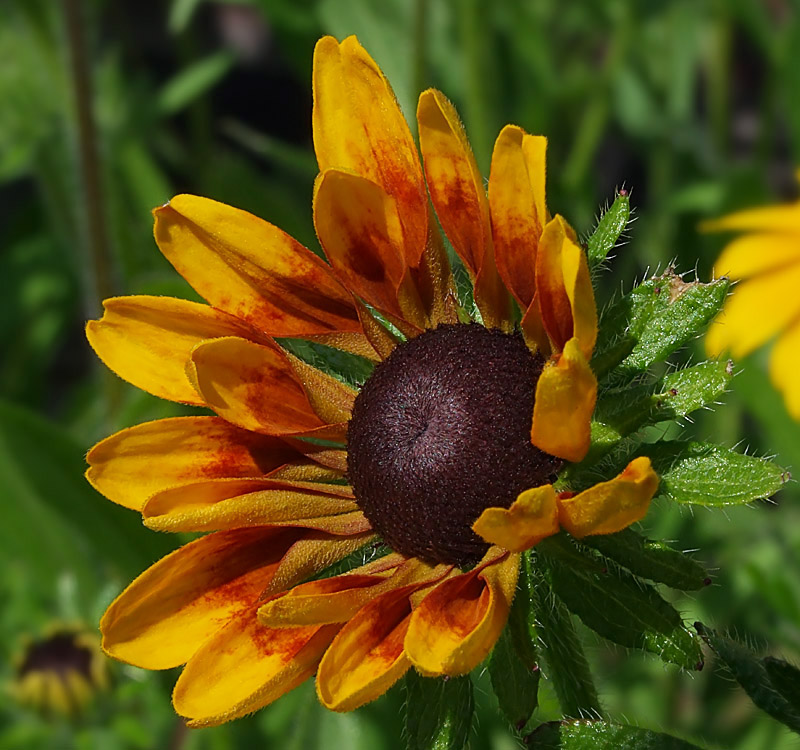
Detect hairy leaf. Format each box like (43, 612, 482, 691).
(528, 720, 705, 749)
(404, 672, 474, 750)
(593, 271, 730, 378)
(582, 529, 709, 591)
(587, 192, 631, 267)
(542, 539, 703, 670)
(644, 442, 787, 506)
(698, 625, 800, 734)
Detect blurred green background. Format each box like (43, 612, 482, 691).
(1, 0, 798, 747)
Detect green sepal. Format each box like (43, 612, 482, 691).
(527, 720, 706, 749)
(581, 529, 709, 591)
(490, 553, 540, 730)
(540, 537, 703, 670)
(592, 271, 730, 379)
(404, 672, 474, 750)
(277, 337, 374, 387)
(643, 441, 788, 507)
(528, 554, 601, 718)
(587, 191, 631, 268)
(697, 624, 800, 734)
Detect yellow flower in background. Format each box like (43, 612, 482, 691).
(705, 171, 800, 418)
(86, 36, 658, 726)
(12, 626, 108, 716)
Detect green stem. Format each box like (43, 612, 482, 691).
(62, 0, 114, 312)
(458, 0, 490, 172)
(413, 0, 428, 102)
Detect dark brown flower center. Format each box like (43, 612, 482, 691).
(347, 323, 561, 567)
(19, 632, 93, 679)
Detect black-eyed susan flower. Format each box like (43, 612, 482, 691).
(85, 36, 779, 734)
(705, 171, 800, 418)
(12, 626, 108, 716)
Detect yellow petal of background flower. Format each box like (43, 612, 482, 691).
(142, 477, 360, 533)
(705, 264, 800, 359)
(86, 417, 303, 510)
(712, 233, 800, 280)
(316, 585, 415, 712)
(101, 527, 305, 669)
(86, 296, 260, 405)
(313, 35, 428, 267)
(188, 337, 335, 436)
(153, 194, 359, 336)
(174, 611, 339, 727)
(404, 551, 519, 676)
(531, 337, 597, 462)
(472, 485, 559, 551)
(770, 319, 800, 419)
(489, 125, 547, 308)
(558, 456, 659, 538)
(417, 89, 510, 329)
(700, 202, 800, 233)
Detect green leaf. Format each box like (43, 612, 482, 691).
(698, 625, 800, 734)
(528, 720, 706, 749)
(542, 538, 703, 670)
(643, 441, 787, 507)
(404, 672, 474, 750)
(582, 360, 733, 468)
(581, 529, 709, 591)
(157, 51, 235, 115)
(528, 554, 601, 718)
(592, 271, 730, 379)
(587, 191, 630, 267)
(278, 338, 375, 388)
(764, 657, 800, 712)
(490, 555, 540, 730)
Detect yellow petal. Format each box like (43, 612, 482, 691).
(316, 585, 416, 711)
(770, 319, 800, 420)
(285, 352, 357, 425)
(313, 35, 428, 267)
(531, 338, 597, 462)
(86, 416, 303, 510)
(417, 90, 510, 329)
(472, 485, 559, 551)
(700, 202, 800, 233)
(405, 550, 519, 676)
(417, 90, 489, 276)
(153, 195, 359, 336)
(142, 477, 359, 533)
(489, 125, 547, 308)
(713, 233, 800, 280)
(536, 216, 596, 358)
(704, 264, 800, 359)
(259, 556, 448, 628)
(174, 610, 339, 727)
(188, 337, 338, 437)
(557, 456, 659, 537)
(86, 296, 259, 405)
(101, 527, 306, 669)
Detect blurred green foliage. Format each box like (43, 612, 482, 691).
(1, 0, 799, 747)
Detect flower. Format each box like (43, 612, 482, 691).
(86, 35, 659, 726)
(704, 171, 800, 418)
(11, 626, 108, 716)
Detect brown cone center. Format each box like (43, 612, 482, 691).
(347, 323, 561, 567)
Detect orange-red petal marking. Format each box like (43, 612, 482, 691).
(153, 194, 359, 336)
